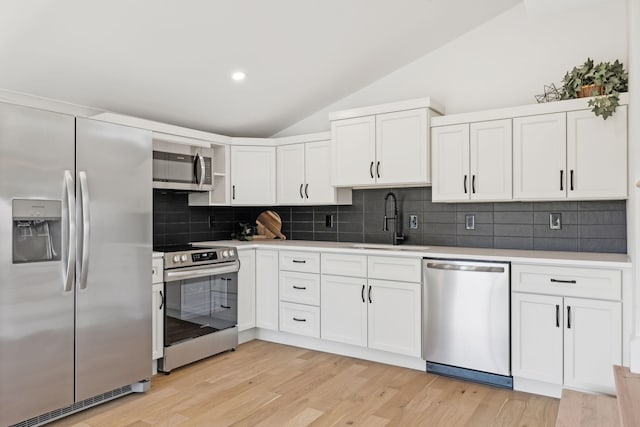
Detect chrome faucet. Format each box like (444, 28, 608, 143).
(383, 192, 404, 245)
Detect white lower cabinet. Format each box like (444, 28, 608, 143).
(512, 292, 621, 395)
(367, 279, 421, 357)
(279, 302, 320, 338)
(237, 249, 256, 331)
(256, 249, 279, 331)
(563, 297, 621, 393)
(151, 282, 164, 361)
(321, 275, 421, 357)
(321, 275, 368, 347)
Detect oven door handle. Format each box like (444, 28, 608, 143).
(164, 261, 240, 282)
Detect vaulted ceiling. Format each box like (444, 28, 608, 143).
(0, 0, 519, 137)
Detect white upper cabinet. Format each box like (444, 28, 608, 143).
(330, 98, 442, 188)
(231, 145, 276, 205)
(277, 139, 345, 205)
(331, 116, 376, 186)
(513, 113, 567, 200)
(276, 144, 306, 205)
(432, 119, 511, 202)
(305, 140, 337, 204)
(432, 95, 628, 203)
(431, 124, 469, 202)
(375, 109, 429, 185)
(566, 106, 627, 200)
(470, 119, 512, 201)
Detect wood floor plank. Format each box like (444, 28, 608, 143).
(50, 340, 559, 427)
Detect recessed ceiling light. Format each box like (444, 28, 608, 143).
(231, 71, 246, 82)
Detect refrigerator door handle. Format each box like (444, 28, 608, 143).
(79, 171, 91, 290)
(63, 170, 76, 292)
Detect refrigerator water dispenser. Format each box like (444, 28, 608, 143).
(12, 199, 62, 263)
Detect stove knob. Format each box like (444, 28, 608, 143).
(180, 254, 188, 262)
(222, 250, 229, 258)
(229, 249, 235, 257)
(172, 255, 180, 263)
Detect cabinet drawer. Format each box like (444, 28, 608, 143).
(279, 271, 320, 306)
(368, 256, 421, 283)
(321, 253, 367, 277)
(152, 257, 163, 284)
(512, 264, 621, 300)
(280, 251, 320, 273)
(279, 302, 320, 338)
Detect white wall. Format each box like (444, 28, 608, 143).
(274, 1, 628, 137)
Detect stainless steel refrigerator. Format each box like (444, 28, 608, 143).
(0, 102, 152, 426)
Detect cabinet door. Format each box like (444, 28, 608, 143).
(567, 107, 627, 199)
(305, 140, 336, 204)
(231, 146, 276, 205)
(513, 113, 566, 200)
(367, 279, 421, 357)
(511, 293, 563, 385)
(431, 124, 470, 202)
(276, 144, 306, 205)
(152, 283, 164, 360)
(256, 249, 279, 331)
(564, 297, 621, 394)
(237, 249, 256, 331)
(375, 109, 429, 185)
(321, 275, 368, 347)
(331, 116, 376, 186)
(470, 119, 512, 201)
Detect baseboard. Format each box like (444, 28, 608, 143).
(513, 377, 562, 398)
(252, 328, 425, 371)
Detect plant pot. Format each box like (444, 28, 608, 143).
(578, 84, 604, 98)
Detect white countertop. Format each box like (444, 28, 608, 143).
(192, 240, 631, 268)
(152, 251, 164, 258)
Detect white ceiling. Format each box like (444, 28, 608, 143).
(0, 0, 519, 137)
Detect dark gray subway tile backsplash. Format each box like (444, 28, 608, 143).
(153, 187, 627, 253)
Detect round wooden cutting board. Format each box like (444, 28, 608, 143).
(256, 210, 286, 240)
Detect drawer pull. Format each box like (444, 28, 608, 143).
(550, 278, 577, 284)
(221, 305, 231, 309)
(292, 260, 306, 264)
(293, 317, 307, 322)
(293, 285, 307, 290)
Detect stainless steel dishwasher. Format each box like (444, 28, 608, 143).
(423, 258, 512, 388)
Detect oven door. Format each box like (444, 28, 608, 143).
(152, 141, 213, 191)
(164, 265, 238, 347)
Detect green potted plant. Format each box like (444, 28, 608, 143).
(560, 58, 628, 119)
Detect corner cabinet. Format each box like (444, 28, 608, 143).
(255, 249, 279, 331)
(330, 98, 442, 187)
(230, 145, 276, 205)
(237, 249, 256, 331)
(431, 119, 512, 202)
(511, 263, 623, 396)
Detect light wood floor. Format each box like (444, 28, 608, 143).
(51, 340, 559, 427)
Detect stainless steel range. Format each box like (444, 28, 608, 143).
(155, 244, 240, 373)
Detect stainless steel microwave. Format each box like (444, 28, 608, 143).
(153, 140, 213, 191)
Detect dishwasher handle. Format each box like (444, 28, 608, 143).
(425, 262, 505, 273)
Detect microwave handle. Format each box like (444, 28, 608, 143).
(197, 153, 205, 189)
